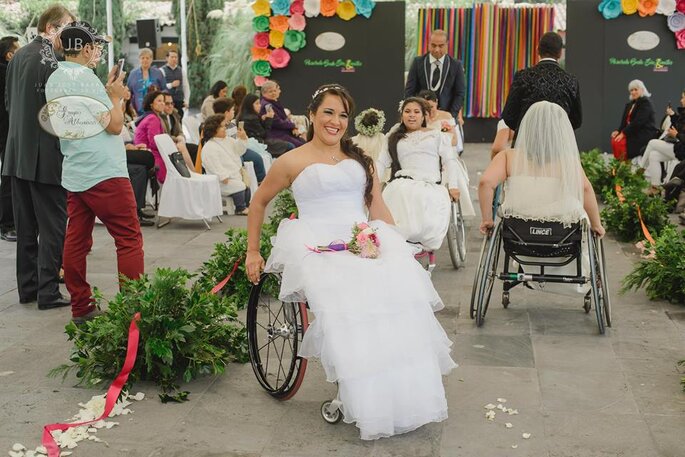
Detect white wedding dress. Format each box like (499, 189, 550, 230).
(265, 159, 456, 440)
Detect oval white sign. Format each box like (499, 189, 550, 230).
(627, 31, 660, 51)
(38, 95, 111, 140)
(315, 32, 346, 52)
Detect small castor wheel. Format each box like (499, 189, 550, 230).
(502, 291, 510, 308)
(321, 400, 343, 424)
(583, 297, 591, 314)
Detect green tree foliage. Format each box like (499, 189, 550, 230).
(78, 0, 126, 81)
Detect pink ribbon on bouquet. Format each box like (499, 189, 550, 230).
(42, 313, 142, 457)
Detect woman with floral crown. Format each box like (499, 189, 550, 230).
(245, 84, 456, 440)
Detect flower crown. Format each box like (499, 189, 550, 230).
(354, 108, 386, 137)
(312, 85, 345, 100)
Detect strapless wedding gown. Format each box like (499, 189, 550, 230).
(265, 160, 456, 440)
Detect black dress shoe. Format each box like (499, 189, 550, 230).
(138, 217, 155, 227)
(0, 229, 17, 242)
(38, 297, 71, 310)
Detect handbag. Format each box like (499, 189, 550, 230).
(611, 135, 627, 160)
(170, 151, 191, 178)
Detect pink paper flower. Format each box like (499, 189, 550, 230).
(254, 32, 270, 48)
(268, 47, 291, 68)
(288, 13, 306, 31)
(676, 29, 685, 48)
(290, 0, 305, 15)
(254, 76, 269, 87)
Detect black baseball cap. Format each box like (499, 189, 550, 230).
(59, 21, 111, 51)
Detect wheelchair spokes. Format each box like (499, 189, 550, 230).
(447, 200, 467, 269)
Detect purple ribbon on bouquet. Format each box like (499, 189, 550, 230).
(306, 240, 348, 253)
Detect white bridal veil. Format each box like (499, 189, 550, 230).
(501, 101, 586, 225)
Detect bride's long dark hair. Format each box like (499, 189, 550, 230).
(306, 84, 375, 206)
(387, 97, 429, 181)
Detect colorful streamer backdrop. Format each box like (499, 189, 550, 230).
(417, 4, 555, 119)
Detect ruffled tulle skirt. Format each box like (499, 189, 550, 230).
(265, 218, 456, 440)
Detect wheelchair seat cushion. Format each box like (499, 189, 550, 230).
(501, 217, 582, 258)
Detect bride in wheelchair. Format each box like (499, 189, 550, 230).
(378, 97, 463, 252)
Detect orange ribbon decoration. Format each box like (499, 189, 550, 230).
(614, 183, 655, 245)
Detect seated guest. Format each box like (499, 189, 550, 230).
(639, 89, 685, 186)
(161, 92, 198, 165)
(259, 80, 305, 147)
(201, 114, 251, 215)
(213, 97, 266, 183)
(126, 48, 165, 115)
(232, 85, 247, 114)
(201, 80, 228, 121)
(238, 93, 292, 157)
(134, 90, 192, 183)
(611, 79, 659, 162)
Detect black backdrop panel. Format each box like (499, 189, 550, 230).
(271, 2, 405, 133)
(567, 0, 683, 152)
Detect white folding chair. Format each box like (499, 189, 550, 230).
(182, 115, 202, 145)
(154, 134, 223, 229)
(244, 161, 258, 199)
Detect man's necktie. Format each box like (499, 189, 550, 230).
(431, 61, 441, 91)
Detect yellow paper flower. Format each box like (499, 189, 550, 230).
(622, 0, 638, 13)
(252, 0, 271, 16)
(269, 30, 285, 48)
(336, 0, 357, 20)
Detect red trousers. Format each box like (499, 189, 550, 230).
(63, 178, 144, 317)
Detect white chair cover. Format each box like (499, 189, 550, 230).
(154, 134, 223, 221)
(182, 115, 202, 145)
(244, 161, 258, 199)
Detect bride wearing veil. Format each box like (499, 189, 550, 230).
(478, 101, 605, 291)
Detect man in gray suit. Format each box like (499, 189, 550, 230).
(2, 5, 75, 308)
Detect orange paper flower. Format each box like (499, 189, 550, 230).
(269, 15, 289, 33)
(251, 47, 272, 61)
(320, 0, 338, 17)
(637, 0, 658, 16)
(251, 0, 271, 17)
(621, 0, 638, 13)
(269, 30, 285, 48)
(336, 0, 357, 20)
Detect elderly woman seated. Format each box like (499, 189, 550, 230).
(478, 101, 605, 292)
(259, 80, 306, 148)
(201, 114, 251, 215)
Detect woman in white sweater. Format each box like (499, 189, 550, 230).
(201, 114, 251, 215)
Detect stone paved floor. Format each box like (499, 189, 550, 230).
(1, 144, 684, 457)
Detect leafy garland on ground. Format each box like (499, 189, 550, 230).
(51, 191, 297, 399)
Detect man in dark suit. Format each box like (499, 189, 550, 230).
(2, 5, 74, 308)
(502, 32, 582, 132)
(0, 36, 19, 242)
(405, 29, 466, 120)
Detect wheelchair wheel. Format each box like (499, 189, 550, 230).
(475, 221, 502, 327)
(321, 400, 343, 424)
(247, 272, 309, 399)
(597, 237, 612, 327)
(587, 233, 606, 335)
(469, 236, 489, 319)
(447, 201, 467, 269)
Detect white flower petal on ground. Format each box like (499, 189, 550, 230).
(496, 404, 505, 410)
(522, 433, 531, 439)
(8, 451, 23, 457)
(12, 444, 26, 451)
(472, 344, 485, 349)
(485, 410, 496, 420)
(508, 409, 519, 415)
(484, 403, 496, 409)
(512, 444, 518, 449)
(505, 423, 513, 428)
(497, 398, 507, 403)
(130, 392, 145, 401)
(1, 370, 16, 376)
(24, 451, 36, 457)
(59, 453, 73, 457)
(35, 446, 47, 455)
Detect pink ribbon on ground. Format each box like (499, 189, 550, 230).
(42, 313, 142, 457)
(211, 258, 242, 295)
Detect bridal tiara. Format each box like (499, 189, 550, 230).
(312, 85, 345, 100)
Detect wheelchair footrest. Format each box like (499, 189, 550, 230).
(498, 273, 588, 284)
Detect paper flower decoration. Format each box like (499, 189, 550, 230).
(676, 28, 685, 48)
(657, 0, 676, 14)
(622, 0, 638, 14)
(678, 0, 685, 12)
(599, 0, 623, 18)
(251, 60, 272, 77)
(254, 76, 269, 87)
(320, 0, 338, 17)
(288, 14, 307, 31)
(337, 1, 357, 20)
(251, 47, 272, 61)
(269, 15, 289, 32)
(284, 30, 306, 51)
(637, 0, 658, 16)
(271, 0, 291, 16)
(668, 12, 685, 30)
(352, 0, 375, 18)
(254, 32, 270, 48)
(269, 30, 285, 48)
(252, 0, 271, 16)
(290, 0, 305, 15)
(268, 48, 291, 68)
(252, 15, 270, 32)
(304, 0, 321, 17)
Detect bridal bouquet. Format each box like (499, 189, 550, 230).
(307, 222, 381, 259)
